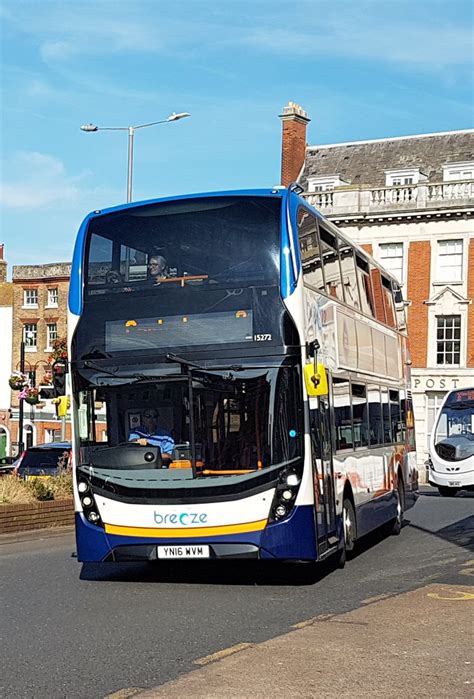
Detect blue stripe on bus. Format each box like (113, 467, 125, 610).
(75, 512, 112, 562)
(69, 212, 93, 316)
(260, 505, 317, 560)
(280, 189, 304, 299)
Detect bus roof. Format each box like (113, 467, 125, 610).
(82, 188, 287, 220)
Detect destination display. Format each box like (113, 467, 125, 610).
(105, 309, 253, 351)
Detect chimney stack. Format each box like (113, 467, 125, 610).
(279, 101, 310, 187)
(0, 245, 6, 282)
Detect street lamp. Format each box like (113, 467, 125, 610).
(80, 112, 190, 202)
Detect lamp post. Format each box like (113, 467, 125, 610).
(80, 112, 190, 202)
(16, 334, 47, 454)
(17, 340, 26, 455)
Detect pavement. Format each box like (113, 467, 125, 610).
(109, 581, 474, 699)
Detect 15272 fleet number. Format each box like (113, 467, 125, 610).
(254, 334, 272, 341)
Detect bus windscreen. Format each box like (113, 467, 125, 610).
(85, 196, 281, 292)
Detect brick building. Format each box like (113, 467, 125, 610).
(280, 101, 474, 474)
(10, 262, 72, 451)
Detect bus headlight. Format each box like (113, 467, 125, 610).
(274, 505, 287, 519)
(268, 463, 303, 523)
(78, 479, 104, 527)
(78, 480, 89, 493)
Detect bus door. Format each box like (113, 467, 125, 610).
(309, 395, 337, 554)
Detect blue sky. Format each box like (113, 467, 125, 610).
(1, 0, 473, 272)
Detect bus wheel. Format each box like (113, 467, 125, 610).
(390, 479, 405, 535)
(335, 497, 356, 568)
(342, 498, 356, 553)
(438, 486, 459, 497)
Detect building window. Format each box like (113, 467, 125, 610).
(307, 176, 348, 192)
(23, 289, 38, 307)
(384, 168, 425, 186)
(426, 392, 446, 450)
(436, 316, 461, 365)
(46, 323, 58, 350)
(442, 162, 474, 181)
(45, 428, 59, 443)
(23, 424, 34, 449)
(379, 242, 404, 283)
(437, 239, 463, 282)
(23, 323, 37, 349)
(47, 288, 58, 307)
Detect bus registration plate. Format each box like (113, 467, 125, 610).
(157, 545, 210, 559)
(448, 481, 461, 487)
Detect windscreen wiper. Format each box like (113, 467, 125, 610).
(82, 360, 184, 384)
(166, 353, 245, 373)
(165, 353, 207, 370)
(82, 360, 146, 380)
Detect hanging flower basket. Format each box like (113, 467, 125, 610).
(25, 395, 39, 405)
(18, 386, 40, 405)
(9, 372, 28, 391)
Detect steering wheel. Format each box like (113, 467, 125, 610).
(105, 270, 122, 284)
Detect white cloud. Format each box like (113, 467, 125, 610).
(242, 20, 473, 67)
(5, 0, 470, 74)
(0, 152, 83, 208)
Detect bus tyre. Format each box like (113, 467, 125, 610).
(390, 479, 405, 535)
(438, 486, 459, 497)
(342, 498, 356, 554)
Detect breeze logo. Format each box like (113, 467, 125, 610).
(154, 511, 208, 525)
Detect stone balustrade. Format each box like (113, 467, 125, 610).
(304, 179, 474, 215)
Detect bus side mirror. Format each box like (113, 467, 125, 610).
(304, 363, 328, 397)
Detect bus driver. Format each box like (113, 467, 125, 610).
(128, 409, 175, 462)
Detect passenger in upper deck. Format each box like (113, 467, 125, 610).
(147, 255, 169, 283)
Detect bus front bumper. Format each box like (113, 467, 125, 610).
(104, 542, 261, 561)
(75, 506, 319, 562)
(428, 468, 474, 489)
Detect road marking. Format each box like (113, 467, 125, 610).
(427, 589, 474, 601)
(194, 643, 253, 666)
(104, 689, 143, 698)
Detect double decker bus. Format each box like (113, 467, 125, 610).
(69, 185, 418, 565)
(428, 387, 474, 496)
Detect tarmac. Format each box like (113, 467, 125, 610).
(107, 581, 473, 699)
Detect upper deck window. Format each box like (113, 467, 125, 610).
(85, 197, 281, 293)
(355, 255, 375, 318)
(298, 209, 324, 293)
(319, 225, 344, 302)
(338, 237, 360, 309)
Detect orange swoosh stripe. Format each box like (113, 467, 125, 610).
(105, 518, 268, 539)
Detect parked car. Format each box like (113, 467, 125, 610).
(0, 456, 16, 477)
(12, 442, 72, 480)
